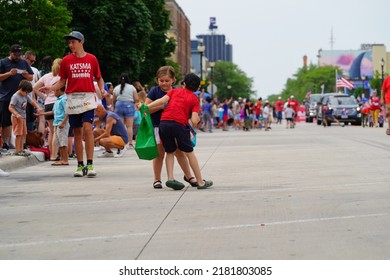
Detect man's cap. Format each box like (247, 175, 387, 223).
(10, 44, 22, 56)
(290, 95, 294, 99)
(64, 31, 84, 41)
(181, 73, 201, 91)
(278, 97, 282, 99)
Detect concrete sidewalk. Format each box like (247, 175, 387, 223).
(1, 123, 390, 260)
(0, 151, 44, 176)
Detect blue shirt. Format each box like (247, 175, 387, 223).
(0, 58, 33, 101)
(53, 94, 67, 126)
(102, 111, 129, 143)
(147, 86, 167, 127)
(134, 110, 141, 125)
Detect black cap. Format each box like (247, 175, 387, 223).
(10, 44, 22, 56)
(181, 73, 201, 92)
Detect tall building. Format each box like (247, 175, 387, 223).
(195, 34, 233, 63)
(165, 0, 191, 77)
(191, 18, 233, 79)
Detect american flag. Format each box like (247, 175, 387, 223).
(336, 75, 354, 90)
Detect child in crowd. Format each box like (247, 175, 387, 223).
(145, 66, 198, 189)
(52, 85, 69, 165)
(285, 104, 295, 128)
(146, 73, 212, 190)
(200, 97, 213, 133)
(8, 80, 42, 156)
(133, 106, 141, 142)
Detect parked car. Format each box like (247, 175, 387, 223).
(317, 94, 361, 126)
(305, 93, 322, 122)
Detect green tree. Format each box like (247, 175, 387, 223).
(67, 0, 153, 84)
(277, 64, 340, 102)
(370, 70, 385, 97)
(0, 0, 71, 62)
(212, 61, 254, 100)
(139, 0, 176, 87)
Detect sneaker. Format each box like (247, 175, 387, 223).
(12, 151, 31, 157)
(68, 153, 76, 159)
(1, 143, 9, 152)
(114, 148, 127, 158)
(86, 164, 96, 177)
(97, 151, 114, 158)
(94, 146, 104, 151)
(74, 165, 85, 177)
(0, 168, 10, 177)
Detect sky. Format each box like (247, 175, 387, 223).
(175, 0, 389, 98)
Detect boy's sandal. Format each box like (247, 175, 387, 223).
(386, 129, 390, 135)
(153, 180, 163, 189)
(166, 179, 185, 190)
(197, 180, 213, 190)
(183, 176, 199, 187)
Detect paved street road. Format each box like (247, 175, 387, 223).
(1, 122, 390, 260)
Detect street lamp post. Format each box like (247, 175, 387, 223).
(227, 85, 232, 98)
(381, 58, 385, 85)
(361, 75, 366, 97)
(197, 44, 206, 82)
(209, 62, 215, 98)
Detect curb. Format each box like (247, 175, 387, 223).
(0, 152, 44, 172)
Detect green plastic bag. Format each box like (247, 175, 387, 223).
(135, 104, 159, 160)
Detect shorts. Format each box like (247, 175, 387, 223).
(159, 120, 193, 153)
(223, 114, 228, 122)
(109, 135, 126, 149)
(68, 127, 74, 137)
(0, 100, 12, 127)
(11, 116, 27, 136)
(115, 101, 135, 118)
(44, 103, 55, 121)
(54, 122, 70, 147)
(68, 109, 95, 128)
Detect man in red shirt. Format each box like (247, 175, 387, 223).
(275, 97, 284, 124)
(147, 73, 213, 190)
(40, 31, 105, 177)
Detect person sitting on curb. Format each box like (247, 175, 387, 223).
(144, 73, 213, 190)
(93, 104, 128, 158)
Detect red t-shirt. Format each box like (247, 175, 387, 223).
(275, 100, 284, 112)
(161, 88, 200, 126)
(253, 101, 261, 115)
(288, 99, 299, 112)
(382, 76, 390, 104)
(59, 53, 101, 93)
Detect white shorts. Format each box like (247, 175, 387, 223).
(54, 122, 70, 148)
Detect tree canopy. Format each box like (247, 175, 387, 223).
(211, 61, 254, 100)
(0, 0, 71, 62)
(268, 64, 341, 102)
(0, 0, 175, 86)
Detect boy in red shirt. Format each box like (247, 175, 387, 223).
(147, 73, 213, 190)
